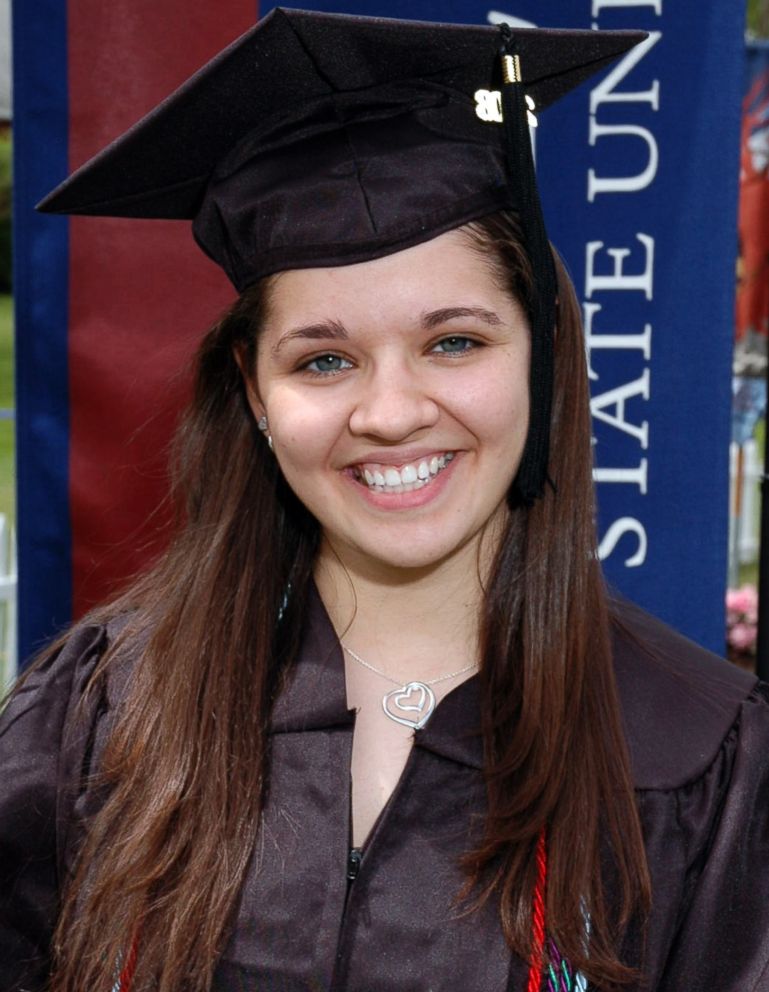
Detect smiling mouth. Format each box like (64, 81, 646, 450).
(351, 453, 455, 494)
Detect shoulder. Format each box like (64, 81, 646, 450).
(1, 612, 142, 785)
(609, 597, 766, 790)
(2, 622, 108, 742)
(0, 612, 144, 868)
(4, 612, 138, 715)
(0, 615, 141, 989)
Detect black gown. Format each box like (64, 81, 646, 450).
(2, 589, 769, 991)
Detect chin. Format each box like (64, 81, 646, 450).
(344, 531, 481, 575)
(319, 498, 511, 577)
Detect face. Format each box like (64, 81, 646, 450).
(246, 228, 530, 577)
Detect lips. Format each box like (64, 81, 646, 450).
(351, 453, 455, 493)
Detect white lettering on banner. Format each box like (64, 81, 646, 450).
(597, 517, 648, 567)
(486, 10, 537, 28)
(590, 370, 650, 448)
(593, 461, 648, 494)
(592, 0, 661, 13)
(589, 33, 661, 113)
(583, 303, 652, 382)
(587, 3, 660, 569)
(588, 122, 659, 199)
(585, 234, 655, 299)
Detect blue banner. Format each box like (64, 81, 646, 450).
(12, 0, 72, 656)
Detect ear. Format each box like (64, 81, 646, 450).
(233, 343, 266, 423)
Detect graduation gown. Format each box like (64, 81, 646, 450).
(2, 590, 769, 991)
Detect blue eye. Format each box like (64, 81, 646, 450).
(432, 336, 476, 354)
(304, 354, 352, 374)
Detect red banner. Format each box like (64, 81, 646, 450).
(736, 46, 769, 374)
(66, 1, 255, 613)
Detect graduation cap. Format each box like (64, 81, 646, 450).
(38, 8, 646, 504)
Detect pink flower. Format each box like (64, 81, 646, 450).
(726, 585, 758, 656)
(726, 585, 758, 615)
(729, 622, 757, 653)
(726, 607, 742, 627)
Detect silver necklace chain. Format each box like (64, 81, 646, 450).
(342, 645, 476, 686)
(342, 644, 477, 731)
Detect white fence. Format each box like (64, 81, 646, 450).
(0, 514, 16, 687)
(729, 439, 763, 586)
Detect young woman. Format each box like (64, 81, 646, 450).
(2, 10, 768, 992)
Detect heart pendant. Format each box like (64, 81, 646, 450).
(382, 681, 436, 730)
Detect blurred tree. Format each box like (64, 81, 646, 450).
(748, 0, 769, 37)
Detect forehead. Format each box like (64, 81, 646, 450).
(261, 228, 515, 332)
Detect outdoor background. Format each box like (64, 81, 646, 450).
(4, 0, 769, 677)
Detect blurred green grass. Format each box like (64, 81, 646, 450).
(0, 294, 14, 526)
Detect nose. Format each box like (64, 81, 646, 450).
(348, 362, 440, 441)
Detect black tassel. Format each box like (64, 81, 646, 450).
(499, 24, 557, 506)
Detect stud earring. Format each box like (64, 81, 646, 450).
(257, 415, 274, 451)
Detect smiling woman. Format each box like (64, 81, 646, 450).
(247, 229, 530, 579)
(2, 9, 769, 992)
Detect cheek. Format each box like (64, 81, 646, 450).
(460, 364, 530, 446)
(263, 387, 345, 472)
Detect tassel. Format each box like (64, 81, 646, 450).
(498, 24, 557, 506)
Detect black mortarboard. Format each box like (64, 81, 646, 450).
(38, 8, 645, 504)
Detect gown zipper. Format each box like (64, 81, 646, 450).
(347, 847, 363, 885)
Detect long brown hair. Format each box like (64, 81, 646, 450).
(42, 211, 649, 991)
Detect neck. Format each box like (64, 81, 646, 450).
(314, 540, 491, 682)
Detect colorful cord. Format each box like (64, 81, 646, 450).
(526, 828, 548, 992)
(527, 829, 589, 992)
(546, 937, 588, 991)
(115, 933, 138, 992)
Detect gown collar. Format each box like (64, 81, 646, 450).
(266, 585, 763, 796)
(268, 583, 484, 770)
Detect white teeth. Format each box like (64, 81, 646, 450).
(355, 453, 455, 493)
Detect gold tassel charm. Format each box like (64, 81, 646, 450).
(502, 52, 522, 84)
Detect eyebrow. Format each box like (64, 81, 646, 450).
(271, 306, 502, 355)
(421, 306, 502, 329)
(272, 319, 349, 355)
